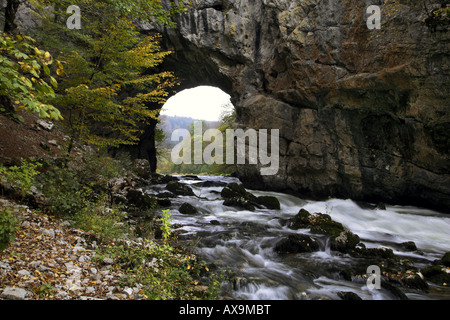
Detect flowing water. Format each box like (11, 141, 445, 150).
(145, 176, 450, 300)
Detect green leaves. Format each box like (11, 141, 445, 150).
(0, 33, 63, 121)
(0, 207, 19, 253)
(0, 158, 42, 198)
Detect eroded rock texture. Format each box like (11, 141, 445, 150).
(149, 0, 450, 211)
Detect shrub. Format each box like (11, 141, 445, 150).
(0, 158, 42, 198)
(0, 207, 19, 252)
(158, 209, 172, 243)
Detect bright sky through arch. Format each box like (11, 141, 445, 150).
(160, 86, 233, 121)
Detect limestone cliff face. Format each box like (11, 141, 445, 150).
(153, 0, 449, 212)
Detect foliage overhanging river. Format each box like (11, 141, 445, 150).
(145, 175, 450, 300)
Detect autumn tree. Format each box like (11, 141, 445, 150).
(29, 0, 184, 151)
(0, 32, 63, 121)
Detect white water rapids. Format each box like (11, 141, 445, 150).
(145, 176, 450, 300)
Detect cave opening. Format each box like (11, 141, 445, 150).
(156, 85, 236, 175)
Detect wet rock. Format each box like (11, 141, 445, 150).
(287, 209, 361, 253)
(256, 196, 280, 210)
(199, 180, 227, 187)
(155, 192, 176, 198)
(221, 183, 249, 199)
(221, 183, 258, 211)
(179, 203, 198, 215)
(223, 197, 255, 211)
(274, 234, 320, 254)
(337, 291, 362, 300)
(352, 247, 395, 259)
(401, 274, 429, 291)
(166, 181, 195, 196)
(441, 251, 450, 267)
(150, 174, 179, 184)
(376, 202, 386, 210)
(421, 265, 450, 285)
(288, 209, 312, 229)
(156, 198, 171, 207)
(181, 175, 201, 180)
(381, 281, 409, 300)
(400, 241, 417, 252)
(309, 213, 345, 237)
(330, 230, 360, 253)
(288, 209, 345, 236)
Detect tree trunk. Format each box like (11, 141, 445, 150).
(3, 0, 20, 33)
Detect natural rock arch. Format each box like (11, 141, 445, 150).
(139, 0, 449, 212)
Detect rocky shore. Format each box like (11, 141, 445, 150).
(1, 159, 449, 300)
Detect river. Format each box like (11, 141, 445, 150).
(145, 175, 450, 300)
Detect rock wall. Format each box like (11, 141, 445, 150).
(153, 0, 450, 212)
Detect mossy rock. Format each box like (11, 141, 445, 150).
(400, 241, 417, 252)
(256, 196, 280, 210)
(352, 247, 395, 259)
(421, 265, 450, 285)
(337, 291, 362, 300)
(331, 230, 360, 253)
(441, 251, 450, 267)
(223, 197, 255, 211)
(310, 217, 345, 237)
(288, 209, 312, 229)
(381, 280, 409, 300)
(274, 234, 320, 254)
(221, 183, 248, 198)
(166, 181, 195, 196)
(401, 274, 429, 291)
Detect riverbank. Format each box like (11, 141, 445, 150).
(0, 189, 223, 300)
(2, 164, 450, 300)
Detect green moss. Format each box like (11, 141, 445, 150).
(421, 265, 450, 285)
(310, 217, 345, 237)
(289, 208, 311, 229)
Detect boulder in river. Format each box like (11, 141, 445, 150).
(179, 203, 198, 215)
(274, 234, 320, 254)
(221, 183, 261, 211)
(337, 291, 362, 300)
(221, 183, 251, 199)
(421, 252, 450, 286)
(400, 241, 417, 252)
(287, 208, 360, 253)
(330, 230, 361, 254)
(441, 251, 450, 267)
(256, 196, 280, 210)
(166, 181, 195, 196)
